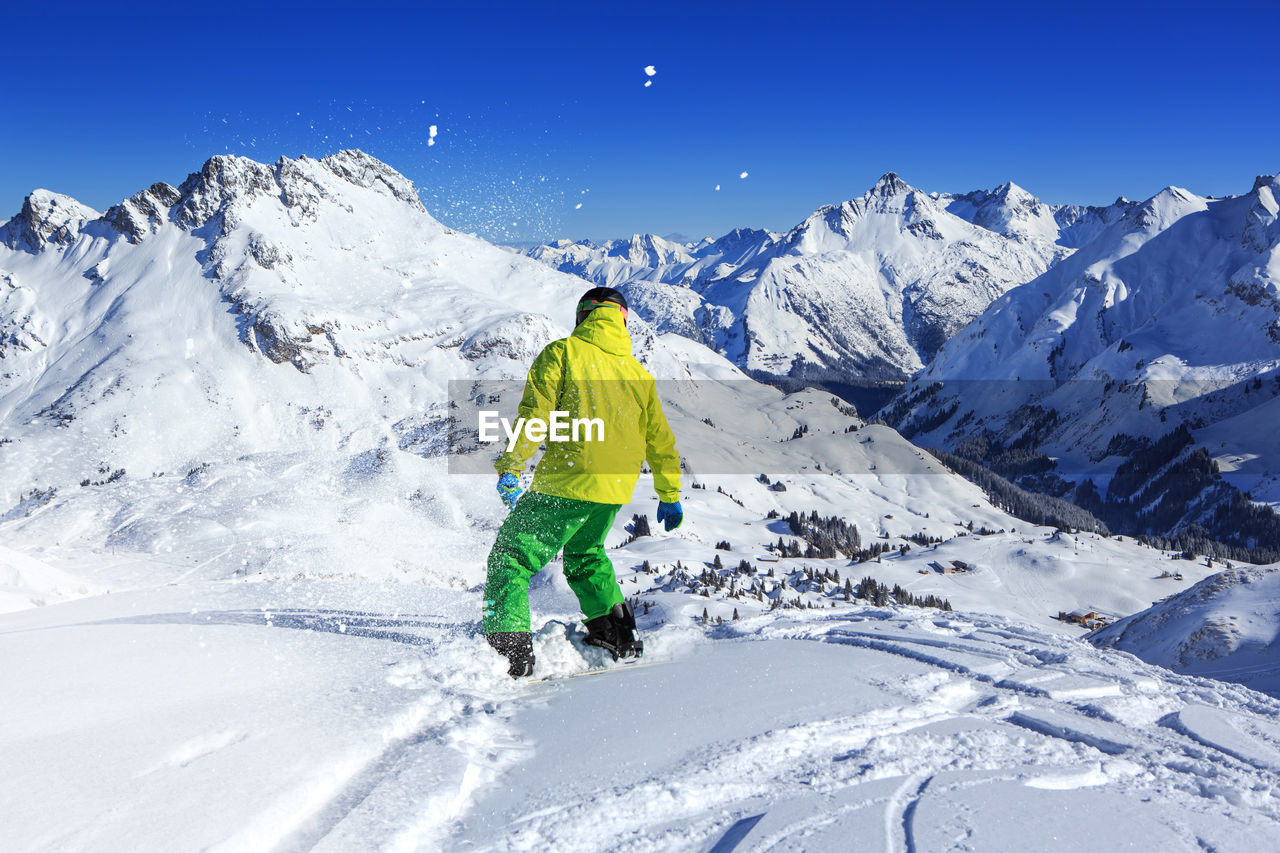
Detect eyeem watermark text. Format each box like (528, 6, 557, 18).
(478, 411, 605, 452)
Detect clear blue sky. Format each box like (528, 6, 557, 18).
(3, 0, 1277, 243)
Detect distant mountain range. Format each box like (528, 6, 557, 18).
(525, 170, 1280, 561)
(881, 173, 1280, 558)
(5, 149, 1280, 574)
(523, 174, 1134, 386)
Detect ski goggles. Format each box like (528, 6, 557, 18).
(576, 298, 628, 319)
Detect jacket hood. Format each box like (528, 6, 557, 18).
(571, 305, 632, 356)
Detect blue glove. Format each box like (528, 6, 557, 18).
(656, 500, 683, 531)
(497, 473, 522, 510)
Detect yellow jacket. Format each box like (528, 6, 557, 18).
(495, 305, 681, 505)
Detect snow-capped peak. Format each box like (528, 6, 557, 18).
(1254, 173, 1280, 193)
(1, 150, 431, 254)
(171, 154, 280, 231)
(1243, 173, 1280, 253)
(525, 172, 1090, 383)
(706, 227, 778, 257)
(103, 182, 182, 244)
(171, 149, 427, 234)
(603, 233, 693, 267)
(943, 181, 1061, 243)
(1123, 184, 1207, 233)
(0, 189, 100, 252)
(868, 171, 913, 199)
(314, 149, 424, 210)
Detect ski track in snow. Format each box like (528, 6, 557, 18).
(439, 608, 1280, 852)
(199, 622, 546, 853)
(269, 642, 533, 853)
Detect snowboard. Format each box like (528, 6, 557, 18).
(527, 657, 661, 684)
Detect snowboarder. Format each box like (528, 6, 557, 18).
(483, 287, 683, 677)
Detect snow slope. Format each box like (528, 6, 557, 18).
(1091, 564, 1280, 698)
(459, 606, 1280, 851)
(524, 177, 1132, 384)
(4, 579, 1280, 851)
(0, 543, 99, 612)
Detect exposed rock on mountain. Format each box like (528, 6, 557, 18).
(0, 190, 99, 252)
(103, 182, 182, 244)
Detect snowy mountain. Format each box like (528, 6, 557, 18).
(0, 189, 100, 252)
(525, 175, 1132, 386)
(1090, 564, 1280, 697)
(883, 173, 1280, 558)
(2, 150, 784, 590)
(0, 149, 1086, 607)
(0, 147, 1254, 637)
(525, 229, 778, 289)
(5, 151, 1280, 849)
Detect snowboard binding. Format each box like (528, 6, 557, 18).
(583, 602, 644, 661)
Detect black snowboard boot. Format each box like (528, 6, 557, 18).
(583, 602, 643, 660)
(487, 632, 535, 678)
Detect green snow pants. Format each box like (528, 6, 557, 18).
(482, 490, 624, 635)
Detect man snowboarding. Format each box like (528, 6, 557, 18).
(483, 287, 683, 677)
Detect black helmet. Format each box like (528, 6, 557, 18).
(575, 287, 628, 327)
